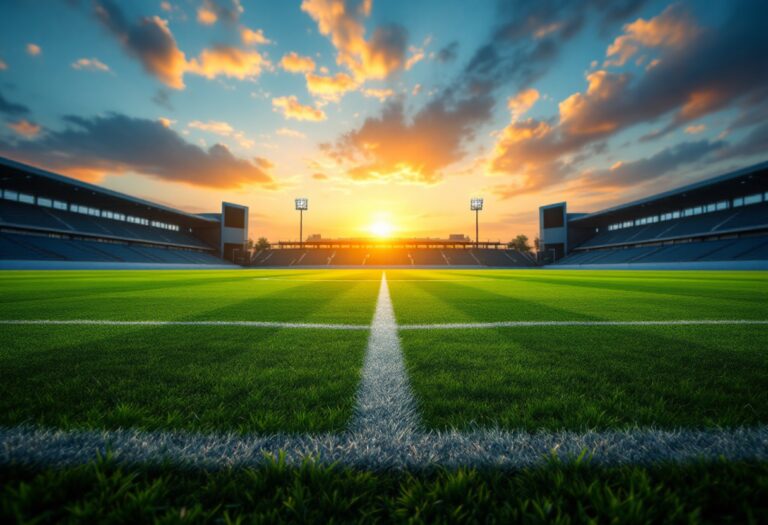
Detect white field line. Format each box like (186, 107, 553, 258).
(253, 278, 494, 282)
(0, 319, 369, 330)
(1, 425, 766, 470)
(349, 272, 420, 438)
(399, 319, 768, 330)
(2, 319, 766, 330)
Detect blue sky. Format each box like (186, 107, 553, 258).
(1, 0, 766, 241)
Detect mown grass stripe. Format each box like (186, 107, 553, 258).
(0, 319, 369, 330)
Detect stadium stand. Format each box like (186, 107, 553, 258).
(0, 157, 248, 267)
(251, 245, 534, 267)
(540, 161, 768, 268)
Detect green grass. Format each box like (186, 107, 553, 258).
(0, 325, 367, 433)
(2, 458, 767, 524)
(0, 269, 381, 323)
(387, 270, 768, 323)
(402, 325, 768, 431)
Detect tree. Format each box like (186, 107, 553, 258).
(507, 234, 532, 253)
(246, 238, 254, 250)
(534, 237, 540, 252)
(256, 237, 271, 250)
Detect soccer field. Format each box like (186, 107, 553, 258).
(2, 269, 767, 522)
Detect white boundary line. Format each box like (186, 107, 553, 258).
(349, 273, 420, 436)
(2, 425, 766, 470)
(2, 319, 766, 330)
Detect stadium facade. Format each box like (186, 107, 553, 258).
(540, 161, 768, 269)
(0, 157, 248, 267)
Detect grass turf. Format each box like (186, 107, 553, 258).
(2, 458, 767, 523)
(0, 325, 367, 433)
(402, 325, 768, 431)
(387, 270, 768, 324)
(0, 269, 381, 323)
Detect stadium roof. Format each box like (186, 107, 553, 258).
(570, 161, 768, 226)
(0, 156, 219, 225)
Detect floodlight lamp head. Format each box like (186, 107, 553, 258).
(470, 197, 484, 211)
(295, 198, 308, 211)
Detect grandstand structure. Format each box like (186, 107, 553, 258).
(0, 157, 248, 268)
(540, 162, 768, 269)
(252, 238, 535, 267)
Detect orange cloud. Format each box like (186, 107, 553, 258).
(189, 120, 234, 135)
(300, 0, 407, 80)
(197, 5, 217, 24)
(186, 46, 269, 80)
(684, 123, 706, 135)
(26, 44, 41, 56)
(8, 119, 41, 138)
(507, 88, 540, 121)
(241, 26, 270, 45)
(558, 70, 628, 135)
(605, 4, 698, 66)
(276, 127, 306, 138)
(0, 59, 7, 71)
(272, 96, 327, 121)
(280, 52, 316, 73)
(305, 72, 358, 100)
(362, 88, 394, 101)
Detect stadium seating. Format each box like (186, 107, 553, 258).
(555, 235, 768, 266)
(0, 232, 226, 265)
(251, 247, 535, 267)
(0, 200, 211, 249)
(577, 203, 768, 249)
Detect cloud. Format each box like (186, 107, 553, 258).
(241, 26, 270, 45)
(300, 0, 408, 80)
(188, 120, 234, 135)
(605, 3, 698, 66)
(0, 91, 30, 116)
(71, 58, 111, 72)
(0, 112, 274, 189)
(196, 0, 243, 25)
(362, 88, 394, 101)
(188, 120, 254, 149)
(312, 172, 328, 180)
(0, 59, 7, 71)
(280, 52, 316, 73)
(488, 1, 768, 193)
(436, 41, 458, 63)
(276, 127, 306, 138)
(186, 46, 268, 80)
(324, 97, 492, 184)
(94, 1, 267, 89)
(152, 89, 173, 110)
(684, 124, 706, 135)
(579, 139, 725, 190)
(7, 119, 41, 138)
(26, 44, 41, 56)
(305, 72, 359, 100)
(272, 96, 326, 121)
(94, 0, 187, 88)
(507, 88, 540, 121)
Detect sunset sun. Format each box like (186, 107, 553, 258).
(369, 219, 394, 238)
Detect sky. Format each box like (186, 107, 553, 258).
(1, 0, 767, 243)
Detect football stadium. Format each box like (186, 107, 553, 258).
(2, 0, 768, 522)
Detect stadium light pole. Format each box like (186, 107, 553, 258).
(470, 198, 484, 247)
(295, 198, 308, 249)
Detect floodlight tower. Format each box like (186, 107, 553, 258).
(295, 198, 308, 248)
(470, 197, 484, 246)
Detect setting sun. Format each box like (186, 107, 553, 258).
(369, 220, 394, 238)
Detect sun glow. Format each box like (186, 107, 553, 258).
(369, 219, 394, 238)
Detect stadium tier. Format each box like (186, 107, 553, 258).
(540, 162, 768, 268)
(251, 244, 535, 267)
(0, 157, 249, 267)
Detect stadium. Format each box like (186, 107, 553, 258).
(2, 0, 768, 522)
